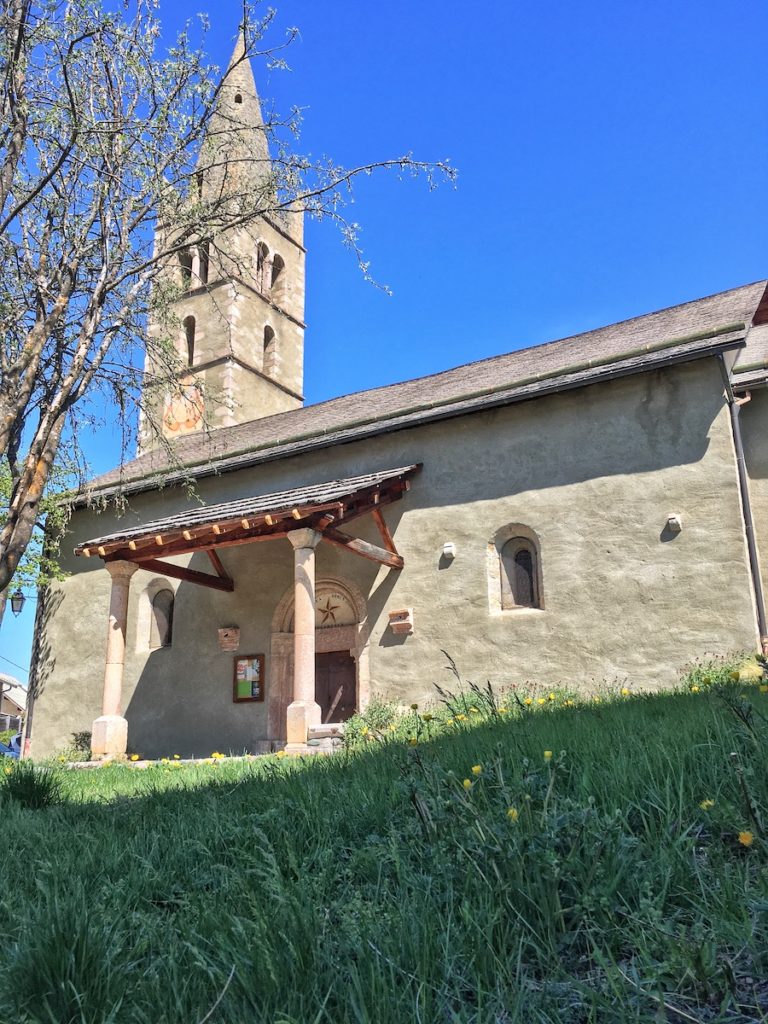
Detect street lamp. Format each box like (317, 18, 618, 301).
(9, 589, 25, 616)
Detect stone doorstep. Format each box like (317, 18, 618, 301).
(307, 723, 346, 740)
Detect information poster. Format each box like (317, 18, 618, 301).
(233, 654, 265, 702)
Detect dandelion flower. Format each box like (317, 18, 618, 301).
(275, 750, 286, 758)
(548, 692, 556, 701)
(463, 778, 472, 791)
(524, 698, 533, 707)
(471, 764, 483, 776)
(506, 807, 519, 822)
(543, 750, 553, 762)
(173, 754, 180, 760)
(498, 706, 508, 714)
(759, 685, 768, 694)
(469, 707, 480, 714)
(537, 698, 546, 706)
(130, 754, 140, 762)
(621, 687, 630, 696)
(408, 737, 418, 746)
(691, 686, 700, 693)
(699, 799, 715, 810)
(738, 831, 754, 847)
(457, 713, 467, 721)
(388, 724, 396, 732)
(361, 726, 369, 736)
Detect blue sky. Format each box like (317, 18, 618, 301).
(2, 0, 767, 684)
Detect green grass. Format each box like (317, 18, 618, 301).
(1, 669, 767, 1023)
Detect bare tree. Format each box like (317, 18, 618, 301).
(0, 0, 454, 610)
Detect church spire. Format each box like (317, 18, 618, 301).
(197, 26, 272, 200)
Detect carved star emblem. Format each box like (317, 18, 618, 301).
(318, 598, 340, 625)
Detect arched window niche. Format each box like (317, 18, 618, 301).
(487, 524, 544, 614)
(263, 324, 277, 376)
(271, 253, 285, 294)
(256, 241, 269, 290)
(183, 316, 196, 367)
(136, 578, 177, 652)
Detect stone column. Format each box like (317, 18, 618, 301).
(91, 560, 138, 758)
(285, 528, 322, 750)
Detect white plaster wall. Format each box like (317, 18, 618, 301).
(29, 358, 760, 757)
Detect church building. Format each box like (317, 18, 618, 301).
(26, 38, 768, 758)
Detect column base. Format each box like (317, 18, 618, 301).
(286, 699, 322, 746)
(91, 714, 128, 758)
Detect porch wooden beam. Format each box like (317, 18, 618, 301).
(128, 558, 234, 592)
(207, 549, 231, 581)
(372, 508, 397, 554)
(322, 528, 404, 569)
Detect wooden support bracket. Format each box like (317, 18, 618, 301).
(130, 558, 234, 592)
(322, 527, 403, 569)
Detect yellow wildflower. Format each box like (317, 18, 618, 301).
(523, 698, 533, 706)
(129, 754, 140, 762)
(469, 707, 480, 714)
(699, 799, 715, 810)
(565, 699, 574, 707)
(691, 686, 700, 693)
(173, 754, 180, 760)
(543, 750, 553, 762)
(548, 692, 556, 701)
(471, 764, 483, 776)
(408, 737, 418, 746)
(593, 697, 602, 704)
(506, 807, 519, 822)
(456, 713, 467, 721)
(462, 778, 472, 791)
(275, 750, 286, 758)
(537, 698, 546, 706)
(738, 831, 754, 847)
(498, 706, 508, 714)
(621, 687, 630, 696)
(388, 724, 396, 732)
(160, 758, 169, 765)
(361, 726, 369, 736)
(759, 684, 768, 694)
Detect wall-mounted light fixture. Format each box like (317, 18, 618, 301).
(666, 514, 683, 534)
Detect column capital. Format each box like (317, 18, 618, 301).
(287, 528, 322, 550)
(105, 559, 139, 581)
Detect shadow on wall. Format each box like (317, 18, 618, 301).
(25, 585, 64, 753)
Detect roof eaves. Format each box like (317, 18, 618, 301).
(78, 323, 747, 505)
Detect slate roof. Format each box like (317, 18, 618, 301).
(78, 467, 420, 550)
(84, 279, 768, 501)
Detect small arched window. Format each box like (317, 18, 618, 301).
(234, 92, 243, 104)
(271, 254, 285, 292)
(150, 589, 174, 648)
(198, 240, 210, 285)
(256, 242, 269, 289)
(183, 316, 195, 367)
(179, 249, 193, 288)
(500, 537, 541, 610)
(263, 325, 276, 375)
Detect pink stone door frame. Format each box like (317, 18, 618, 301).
(268, 577, 370, 740)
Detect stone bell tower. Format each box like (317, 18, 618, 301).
(138, 31, 305, 453)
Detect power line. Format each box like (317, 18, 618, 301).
(0, 653, 29, 675)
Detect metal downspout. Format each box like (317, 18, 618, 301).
(719, 355, 768, 648)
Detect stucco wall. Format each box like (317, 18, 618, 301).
(740, 388, 768, 603)
(29, 357, 760, 757)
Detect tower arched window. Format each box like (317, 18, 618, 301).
(179, 249, 193, 289)
(500, 537, 541, 610)
(256, 242, 269, 291)
(149, 589, 174, 649)
(263, 325, 276, 376)
(234, 92, 243, 104)
(198, 240, 210, 285)
(271, 254, 285, 293)
(183, 316, 196, 367)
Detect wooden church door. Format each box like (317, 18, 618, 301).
(315, 651, 356, 723)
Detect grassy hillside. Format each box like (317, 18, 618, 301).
(1, 668, 767, 1023)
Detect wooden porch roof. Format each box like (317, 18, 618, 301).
(75, 466, 421, 590)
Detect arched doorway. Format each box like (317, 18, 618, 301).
(268, 577, 370, 740)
